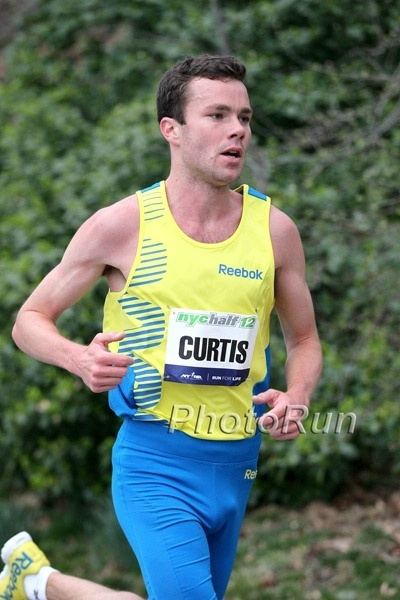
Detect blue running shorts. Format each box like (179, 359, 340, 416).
(112, 418, 261, 599)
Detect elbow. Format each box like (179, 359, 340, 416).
(317, 340, 324, 373)
(309, 332, 323, 366)
(12, 315, 22, 349)
(12, 307, 28, 350)
(288, 330, 321, 354)
(313, 336, 324, 381)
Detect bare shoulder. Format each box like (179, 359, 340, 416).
(63, 195, 139, 268)
(84, 193, 138, 242)
(269, 204, 304, 270)
(77, 195, 139, 246)
(270, 204, 299, 241)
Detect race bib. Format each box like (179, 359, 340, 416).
(163, 308, 259, 386)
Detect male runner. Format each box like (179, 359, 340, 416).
(2, 55, 322, 600)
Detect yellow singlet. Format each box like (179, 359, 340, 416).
(103, 180, 275, 440)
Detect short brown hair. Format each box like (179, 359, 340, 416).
(156, 54, 246, 124)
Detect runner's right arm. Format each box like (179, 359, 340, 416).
(12, 202, 137, 392)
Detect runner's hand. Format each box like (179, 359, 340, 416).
(252, 388, 308, 440)
(77, 331, 134, 393)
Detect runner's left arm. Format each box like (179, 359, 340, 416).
(253, 207, 322, 440)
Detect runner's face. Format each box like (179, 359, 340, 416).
(178, 77, 252, 186)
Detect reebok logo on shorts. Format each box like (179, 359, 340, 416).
(244, 469, 257, 480)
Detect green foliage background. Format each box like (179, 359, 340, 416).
(1, 0, 399, 506)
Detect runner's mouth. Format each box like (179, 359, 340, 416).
(220, 148, 242, 158)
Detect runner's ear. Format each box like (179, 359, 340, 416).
(159, 117, 180, 145)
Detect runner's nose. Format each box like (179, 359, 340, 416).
(229, 116, 247, 140)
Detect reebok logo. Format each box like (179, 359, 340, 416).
(1, 552, 33, 600)
(218, 264, 263, 280)
(244, 469, 257, 480)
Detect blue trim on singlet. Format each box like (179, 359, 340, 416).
(140, 181, 161, 193)
(252, 345, 272, 418)
(248, 187, 267, 201)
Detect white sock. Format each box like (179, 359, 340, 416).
(24, 566, 58, 600)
